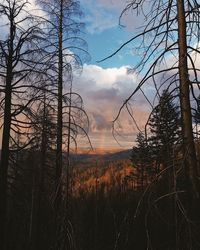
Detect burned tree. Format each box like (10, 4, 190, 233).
(0, 0, 47, 248)
(36, 0, 91, 248)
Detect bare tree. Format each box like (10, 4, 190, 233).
(38, 0, 88, 201)
(0, 0, 48, 248)
(26, 84, 56, 250)
(36, 0, 91, 248)
(176, 0, 199, 198)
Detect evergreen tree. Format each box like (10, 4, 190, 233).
(148, 89, 181, 169)
(131, 132, 152, 189)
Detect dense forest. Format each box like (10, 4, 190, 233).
(0, 0, 200, 249)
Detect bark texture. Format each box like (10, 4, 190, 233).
(177, 0, 199, 198)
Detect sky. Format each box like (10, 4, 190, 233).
(1, 0, 199, 152)
(74, 0, 150, 151)
(0, 0, 153, 152)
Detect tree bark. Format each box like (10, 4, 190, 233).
(0, 13, 15, 249)
(177, 0, 199, 198)
(54, 1, 64, 248)
(55, 0, 63, 210)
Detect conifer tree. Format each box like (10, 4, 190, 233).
(148, 89, 181, 169)
(131, 132, 152, 189)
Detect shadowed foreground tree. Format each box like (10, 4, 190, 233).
(39, 0, 89, 199)
(0, 1, 47, 248)
(26, 87, 56, 250)
(194, 95, 200, 138)
(36, 0, 91, 247)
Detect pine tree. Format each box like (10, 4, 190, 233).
(131, 132, 152, 190)
(148, 89, 181, 170)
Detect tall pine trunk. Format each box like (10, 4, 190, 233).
(54, 1, 64, 248)
(55, 0, 63, 210)
(177, 0, 199, 198)
(0, 15, 14, 250)
(29, 94, 47, 250)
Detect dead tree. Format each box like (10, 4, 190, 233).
(39, 0, 88, 205)
(176, 0, 199, 198)
(0, 0, 47, 248)
(37, 0, 90, 248)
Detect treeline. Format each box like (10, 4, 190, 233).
(0, 0, 90, 249)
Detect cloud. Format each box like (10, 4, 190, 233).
(90, 112, 112, 131)
(88, 88, 119, 101)
(73, 64, 150, 149)
(81, 0, 146, 34)
(84, 9, 117, 34)
(80, 64, 136, 88)
(0, 0, 45, 38)
(82, 0, 119, 34)
(97, 0, 125, 10)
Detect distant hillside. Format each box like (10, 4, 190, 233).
(102, 149, 132, 161)
(70, 149, 132, 162)
(69, 149, 133, 195)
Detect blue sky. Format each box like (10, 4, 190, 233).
(84, 27, 134, 68)
(80, 0, 142, 68)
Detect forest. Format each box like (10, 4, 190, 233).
(0, 0, 200, 249)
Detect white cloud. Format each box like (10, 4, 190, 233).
(0, 0, 46, 38)
(80, 64, 136, 88)
(25, 0, 46, 17)
(73, 64, 150, 149)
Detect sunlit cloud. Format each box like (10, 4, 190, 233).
(73, 64, 151, 149)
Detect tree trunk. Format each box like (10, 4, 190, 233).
(29, 94, 47, 250)
(0, 79, 12, 250)
(36, 94, 47, 249)
(29, 158, 38, 250)
(55, 0, 63, 210)
(177, 0, 199, 198)
(54, 1, 64, 248)
(66, 84, 72, 210)
(0, 14, 15, 249)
